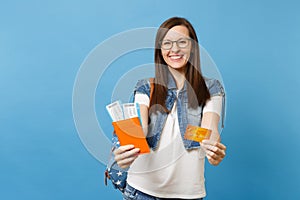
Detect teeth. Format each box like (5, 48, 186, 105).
(170, 55, 182, 59)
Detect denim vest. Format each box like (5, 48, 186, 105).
(132, 74, 225, 150)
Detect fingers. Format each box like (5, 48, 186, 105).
(206, 154, 220, 166)
(201, 140, 226, 166)
(114, 144, 135, 155)
(202, 140, 226, 150)
(201, 143, 226, 158)
(114, 145, 140, 169)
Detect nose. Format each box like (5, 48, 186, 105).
(170, 41, 180, 52)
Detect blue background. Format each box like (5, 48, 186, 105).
(1, 0, 299, 199)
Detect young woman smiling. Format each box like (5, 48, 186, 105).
(114, 17, 226, 200)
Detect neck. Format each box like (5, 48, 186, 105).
(168, 66, 186, 90)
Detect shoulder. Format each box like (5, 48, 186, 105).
(204, 77, 225, 97)
(134, 78, 152, 97)
(135, 78, 151, 88)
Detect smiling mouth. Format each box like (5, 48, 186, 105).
(169, 55, 184, 61)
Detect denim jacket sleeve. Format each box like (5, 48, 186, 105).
(132, 78, 151, 100)
(205, 78, 226, 129)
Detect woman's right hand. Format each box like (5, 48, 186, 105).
(114, 144, 140, 169)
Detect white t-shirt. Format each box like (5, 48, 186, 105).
(127, 92, 222, 199)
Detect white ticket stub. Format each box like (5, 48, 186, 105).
(123, 103, 138, 119)
(106, 101, 124, 122)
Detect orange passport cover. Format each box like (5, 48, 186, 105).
(184, 124, 211, 142)
(112, 117, 150, 154)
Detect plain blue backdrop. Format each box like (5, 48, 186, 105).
(1, 0, 299, 199)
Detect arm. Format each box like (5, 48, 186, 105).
(114, 97, 149, 169)
(200, 112, 226, 166)
(139, 104, 149, 136)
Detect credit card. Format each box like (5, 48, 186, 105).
(184, 125, 211, 142)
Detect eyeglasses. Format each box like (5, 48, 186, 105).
(160, 38, 191, 50)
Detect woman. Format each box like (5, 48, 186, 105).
(114, 17, 226, 200)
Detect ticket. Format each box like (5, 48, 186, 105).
(122, 103, 138, 119)
(106, 101, 124, 122)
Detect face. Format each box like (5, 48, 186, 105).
(161, 25, 191, 72)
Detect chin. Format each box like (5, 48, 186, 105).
(167, 61, 187, 69)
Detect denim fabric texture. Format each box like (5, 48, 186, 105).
(107, 74, 225, 192)
(132, 73, 225, 151)
(123, 184, 203, 200)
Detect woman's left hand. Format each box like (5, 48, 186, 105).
(201, 139, 226, 166)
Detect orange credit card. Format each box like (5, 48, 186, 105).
(184, 124, 211, 142)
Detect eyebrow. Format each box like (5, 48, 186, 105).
(162, 37, 188, 41)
